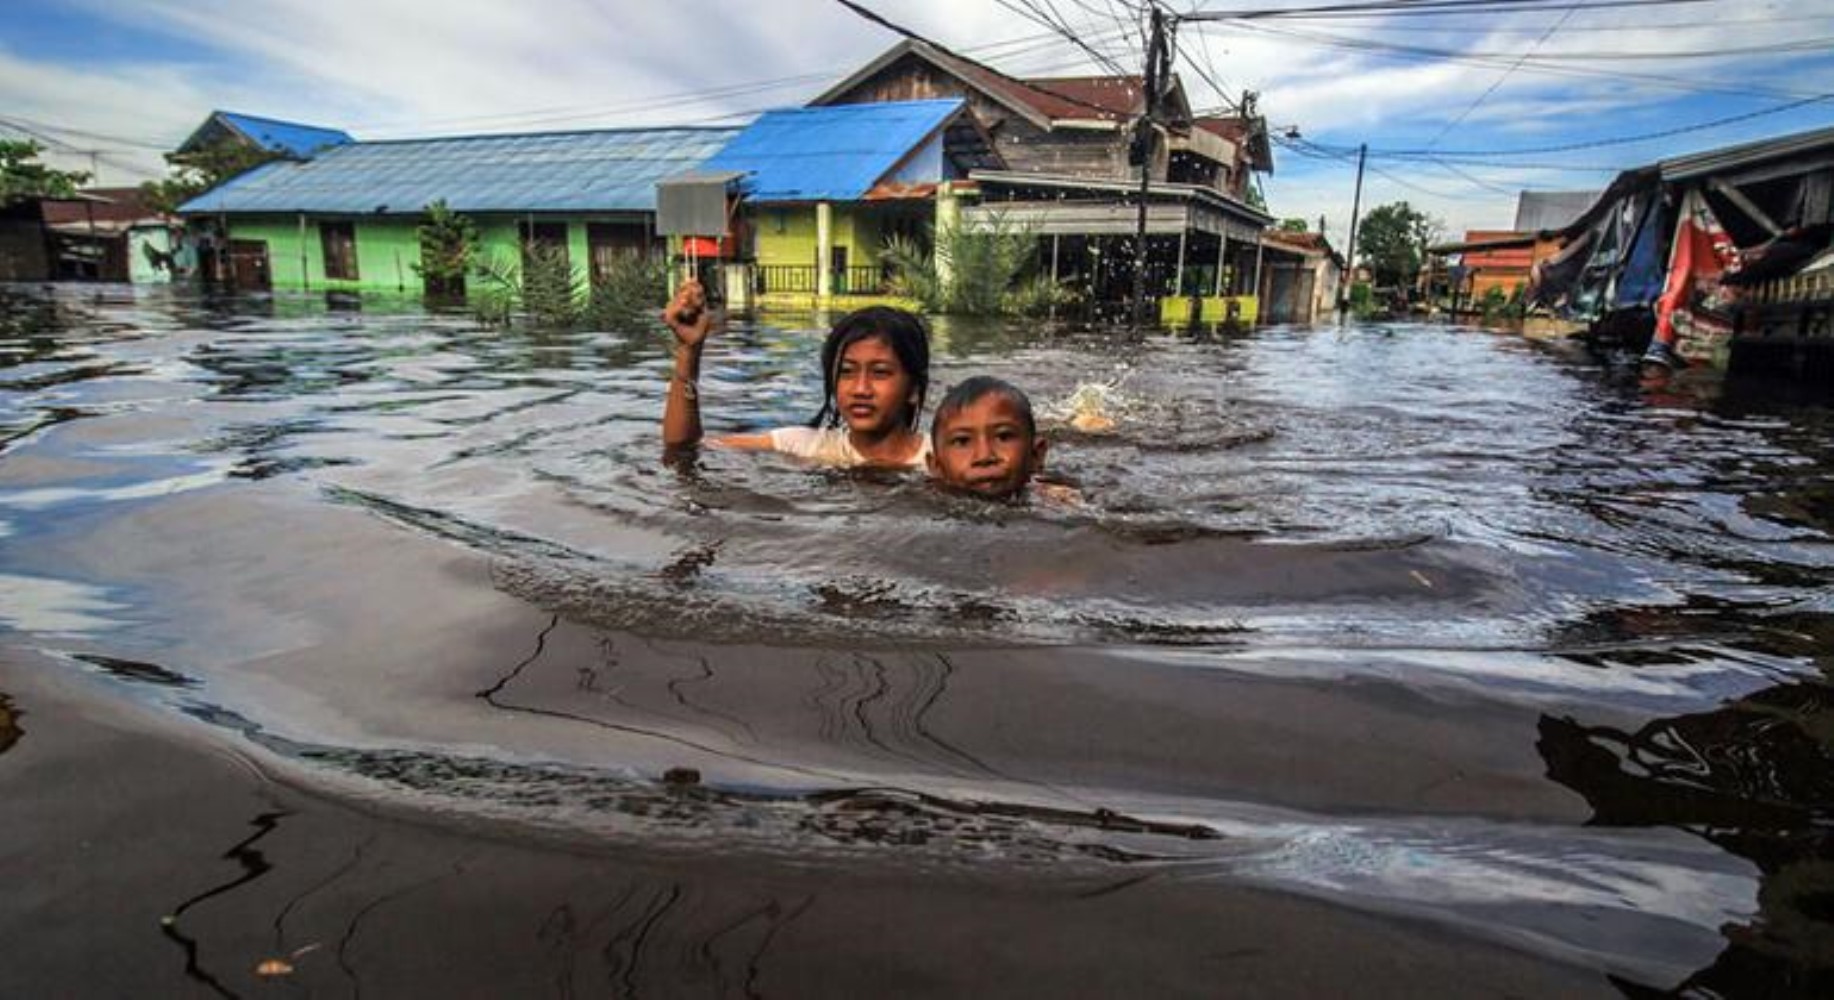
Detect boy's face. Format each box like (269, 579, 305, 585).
(928, 394, 1046, 498)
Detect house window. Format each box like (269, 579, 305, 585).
(320, 221, 358, 281)
(520, 221, 569, 268)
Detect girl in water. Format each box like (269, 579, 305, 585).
(660, 279, 932, 469)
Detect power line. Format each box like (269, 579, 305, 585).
(993, 0, 1134, 77)
(353, 21, 1131, 135)
(1373, 91, 1834, 156)
(1210, 19, 1821, 101)
(1258, 11, 1834, 33)
(0, 116, 172, 151)
(828, 0, 1137, 118)
(1421, 4, 1577, 149)
(1196, 0, 1719, 21)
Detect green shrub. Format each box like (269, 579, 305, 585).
(882, 215, 1071, 316)
(413, 200, 478, 298)
(471, 244, 667, 330)
(585, 252, 669, 328)
(1348, 281, 1376, 319)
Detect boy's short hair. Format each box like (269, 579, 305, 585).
(932, 376, 1035, 440)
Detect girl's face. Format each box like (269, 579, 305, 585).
(834, 334, 916, 435)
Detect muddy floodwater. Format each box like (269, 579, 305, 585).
(2, 284, 1832, 997)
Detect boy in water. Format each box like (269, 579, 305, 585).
(927, 376, 1048, 499)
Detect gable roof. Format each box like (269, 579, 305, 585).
(1262, 229, 1338, 260)
(1513, 190, 1600, 233)
(180, 111, 354, 158)
(178, 126, 741, 216)
(809, 40, 1190, 129)
(40, 187, 165, 225)
(699, 99, 972, 203)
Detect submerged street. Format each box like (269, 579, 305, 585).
(1, 285, 1830, 995)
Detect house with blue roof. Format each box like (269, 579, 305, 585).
(179, 125, 739, 293)
(179, 111, 355, 160)
(687, 98, 1000, 302)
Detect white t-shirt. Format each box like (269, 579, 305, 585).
(767, 426, 931, 469)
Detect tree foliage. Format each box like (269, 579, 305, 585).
(1356, 201, 1442, 289)
(0, 140, 91, 204)
(140, 140, 280, 215)
(1277, 218, 1309, 233)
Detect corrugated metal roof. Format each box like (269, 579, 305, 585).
(179, 127, 741, 216)
(1513, 190, 1601, 233)
(1661, 123, 1834, 182)
(700, 100, 963, 203)
(215, 112, 354, 157)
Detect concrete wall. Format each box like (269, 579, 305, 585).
(127, 227, 174, 284)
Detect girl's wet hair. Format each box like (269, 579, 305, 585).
(932, 376, 1036, 439)
(810, 306, 931, 430)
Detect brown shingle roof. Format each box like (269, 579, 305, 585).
(1012, 76, 1145, 120)
(40, 187, 166, 226)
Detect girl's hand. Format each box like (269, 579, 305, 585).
(663, 279, 713, 348)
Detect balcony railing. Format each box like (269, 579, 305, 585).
(753, 264, 890, 296)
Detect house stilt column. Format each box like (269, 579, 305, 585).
(935, 181, 960, 295)
(816, 201, 833, 300)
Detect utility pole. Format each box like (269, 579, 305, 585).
(1129, 4, 1170, 331)
(1338, 142, 1367, 317)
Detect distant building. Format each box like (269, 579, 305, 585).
(40, 187, 177, 283)
(1513, 190, 1602, 234)
(179, 125, 738, 293)
(1530, 123, 1834, 375)
(1258, 229, 1342, 323)
(1427, 190, 1598, 315)
(177, 110, 354, 159)
(807, 40, 1277, 317)
(0, 199, 53, 281)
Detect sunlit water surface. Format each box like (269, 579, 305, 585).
(3, 284, 1832, 992)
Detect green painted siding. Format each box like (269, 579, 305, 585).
(226, 216, 428, 292)
(751, 205, 887, 269)
(755, 207, 819, 268)
(219, 215, 652, 292)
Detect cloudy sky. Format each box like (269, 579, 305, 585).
(5, 0, 1833, 239)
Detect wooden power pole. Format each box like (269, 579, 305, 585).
(1129, 5, 1171, 331)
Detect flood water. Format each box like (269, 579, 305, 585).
(3, 283, 1832, 996)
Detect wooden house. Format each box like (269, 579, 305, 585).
(806, 40, 1277, 315)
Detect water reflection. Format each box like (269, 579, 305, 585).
(5, 285, 1834, 992)
(1538, 676, 1834, 994)
(0, 692, 20, 756)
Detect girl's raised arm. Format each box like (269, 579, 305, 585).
(660, 279, 773, 453)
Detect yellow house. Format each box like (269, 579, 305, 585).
(690, 99, 1000, 307)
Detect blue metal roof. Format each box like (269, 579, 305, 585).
(700, 99, 964, 203)
(216, 112, 354, 157)
(179, 127, 742, 216)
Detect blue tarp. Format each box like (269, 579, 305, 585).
(180, 127, 742, 216)
(699, 99, 964, 203)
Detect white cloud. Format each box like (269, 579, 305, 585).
(0, 46, 221, 182)
(8, 0, 1834, 234)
